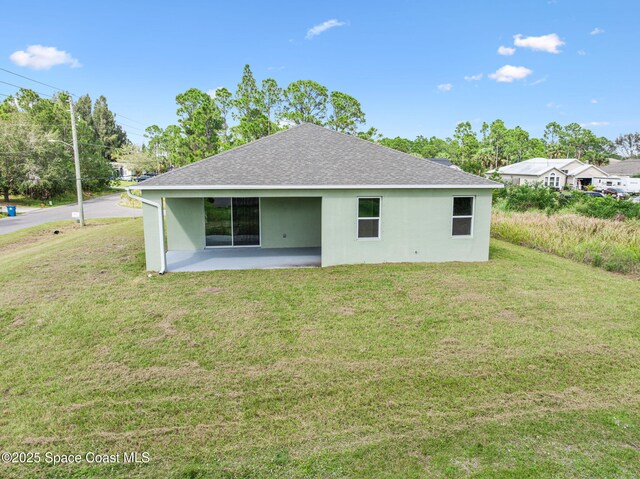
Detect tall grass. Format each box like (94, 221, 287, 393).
(492, 210, 640, 275)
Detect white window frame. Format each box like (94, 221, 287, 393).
(451, 196, 474, 238)
(544, 173, 560, 188)
(357, 196, 381, 240)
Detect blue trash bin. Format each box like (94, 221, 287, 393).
(6, 205, 16, 217)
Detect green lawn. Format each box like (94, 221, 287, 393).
(1, 219, 639, 478)
(111, 180, 137, 188)
(0, 189, 118, 208)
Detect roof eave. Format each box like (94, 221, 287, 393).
(132, 183, 503, 191)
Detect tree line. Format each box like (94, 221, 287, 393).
(375, 120, 616, 175)
(122, 64, 366, 172)
(1, 63, 637, 201)
(126, 64, 622, 176)
(0, 90, 127, 200)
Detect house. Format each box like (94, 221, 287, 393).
(112, 162, 136, 181)
(425, 158, 463, 171)
(130, 123, 502, 273)
(489, 158, 609, 190)
(595, 158, 640, 193)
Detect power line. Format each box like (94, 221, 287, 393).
(0, 79, 53, 98)
(124, 131, 147, 138)
(115, 114, 147, 127)
(0, 67, 75, 96)
(0, 68, 149, 131)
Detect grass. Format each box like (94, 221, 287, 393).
(1, 218, 639, 478)
(492, 210, 640, 275)
(111, 180, 137, 188)
(0, 189, 118, 208)
(118, 189, 142, 208)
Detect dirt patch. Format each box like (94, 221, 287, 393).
(200, 287, 223, 294)
(494, 309, 525, 323)
(455, 292, 486, 303)
(9, 316, 25, 328)
(333, 306, 355, 316)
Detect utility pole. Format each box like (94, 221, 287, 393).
(69, 97, 85, 226)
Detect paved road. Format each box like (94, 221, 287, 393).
(0, 193, 141, 235)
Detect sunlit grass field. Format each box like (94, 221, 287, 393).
(1, 218, 639, 478)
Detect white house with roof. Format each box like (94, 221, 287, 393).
(489, 158, 609, 190)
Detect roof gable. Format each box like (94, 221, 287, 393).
(601, 159, 640, 176)
(567, 164, 608, 176)
(137, 124, 499, 189)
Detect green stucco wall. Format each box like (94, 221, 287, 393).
(260, 197, 321, 248)
(140, 188, 495, 271)
(140, 192, 163, 271)
(320, 189, 493, 267)
(165, 197, 205, 251)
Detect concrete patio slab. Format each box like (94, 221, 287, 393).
(166, 247, 321, 272)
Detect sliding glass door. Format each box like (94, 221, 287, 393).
(232, 197, 260, 246)
(205, 197, 260, 247)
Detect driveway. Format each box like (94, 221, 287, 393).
(0, 193, 141, 235)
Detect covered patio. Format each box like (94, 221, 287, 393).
(166, 247, 321, 272)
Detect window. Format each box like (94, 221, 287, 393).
(544, 173, 560, 188)
(357, 197, 380, 239)
(205, 197, 260, 247)
(452, 196, 474, 236)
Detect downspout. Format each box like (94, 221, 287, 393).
(126, 187, 166, 274)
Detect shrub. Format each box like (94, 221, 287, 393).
(500, 183, 562, 212)
(571, 194, 640, 220)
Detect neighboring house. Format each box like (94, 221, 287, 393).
(489, 158, 608, 190)
(112, 162, 136, 181)
(131, 123, 502, 272)
(565, 163, 610, 189)
(425, 158, 463, 171)
(595, 158, 640, 193)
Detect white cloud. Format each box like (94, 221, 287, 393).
(577, 49, 587, 56)
(529, 76, 548, 86)
(590, 27, 605, 36)
(513, 33, 564, 53)
(464, 73, 483, 81)
(590, 99, 598, 104)
(9, 45, 81, 70)
(546, 101, 561, 109)
(306, 19, 346, 39)
(581, 121, 609, 127)
(207, 87, 223, 98)
(488, 65, 533, 83)
(437, 83, 453, 92)
(498, 46, 516, 56)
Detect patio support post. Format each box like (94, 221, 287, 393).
(126, 188, 166, 274)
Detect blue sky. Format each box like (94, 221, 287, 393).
(2, 0, 639, 144)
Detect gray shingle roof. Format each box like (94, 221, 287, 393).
(425, 158, 454, 167)
(601, 159, 640, 176)
(137, 123, 500, 189)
